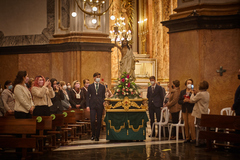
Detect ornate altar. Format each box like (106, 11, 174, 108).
(104, 97, 148, 140)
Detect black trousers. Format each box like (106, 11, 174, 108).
(90, 107, 103, 138)
(171, 111, 180, 136)
(14, 111, 32, 119)
(149, 106, 161, 136)
(33, 105, 50, 116)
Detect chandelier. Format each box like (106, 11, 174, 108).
(109, 17, 132, 43)
(73, 0, 113, 18)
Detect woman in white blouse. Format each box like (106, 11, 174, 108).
(13, 71, 34, 119)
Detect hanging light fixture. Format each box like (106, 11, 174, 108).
(74, 0, 113, 17)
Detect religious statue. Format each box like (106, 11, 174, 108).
(116, 39, 138, 80)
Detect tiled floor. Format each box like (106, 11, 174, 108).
(1, 133, 239, 160)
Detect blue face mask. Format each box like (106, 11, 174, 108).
(96, 78, 100, 82)
(8, 85, 13, 90)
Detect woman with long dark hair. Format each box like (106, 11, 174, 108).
(13, 71, 34, 119)
(31, 76, 55, 116)
(50, 78, 64, 114)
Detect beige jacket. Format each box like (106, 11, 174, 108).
(1, 89, 15, 111)
(31, 86, 55, 107)
(167, 87, 182, 113)
(191, 91, 210, 119)
(14, 84, 34, 113)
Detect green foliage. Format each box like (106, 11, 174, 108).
(112, 72, 141, 99)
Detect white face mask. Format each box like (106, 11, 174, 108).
(150, 81, 155, 85)
(187, 84, 192, 89)
(96, 78, 100, 82)
(67, 85, 71, 89)
(63, 85, 67, 90)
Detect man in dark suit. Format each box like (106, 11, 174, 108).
(147, 76, 164, 137)
(86, 72, 105, 141)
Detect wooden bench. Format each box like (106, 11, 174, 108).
(31, 116, 52, 152)
(47, 114, 65, 147)
(199, 114, 240, 150)
(0, 117, 36, 160)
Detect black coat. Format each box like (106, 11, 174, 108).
(147, 85, 164, 108)
(80, 87, 88, 109)
(50, 90, 64, 114)
(233, 85, 240, 115)
(178, 89, 194, 113)
(86, 83, 105, 109)
(69, 89, 85, 109)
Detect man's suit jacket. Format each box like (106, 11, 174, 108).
(147, 85, 164, 108)
(86, 83, 105, 109)
(80, 87, 88, 108)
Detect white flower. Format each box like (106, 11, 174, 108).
(125, 78, 128, 81)
(129, 89, 133, 92)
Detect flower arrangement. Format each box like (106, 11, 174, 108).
(113, 72, 141, 99)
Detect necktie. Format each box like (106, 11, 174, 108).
(96, 83, 99, 93)
(152, 86, 154, 94)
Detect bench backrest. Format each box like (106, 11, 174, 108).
(200, 114, 240, 130)
(63, 112, 76, 124)
(32, 116, 52, 130)
(0, 117, 36, 134)
(68, 109, 84, 121)
(52, 114, 64, 127)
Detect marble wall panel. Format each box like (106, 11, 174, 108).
(81, 51, 111, 87)
(18, 53, 51, 79)
(169, 29, 240, 114)
(0, 54, 18, 86)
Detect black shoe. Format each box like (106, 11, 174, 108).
(91, 136, 95, 141)
(149, 135, 155, 137)
(195, 143, 206, 148)
(184, 140, 191, 143)
(191, 140, 196, 144)
(95, 137, 99, 141)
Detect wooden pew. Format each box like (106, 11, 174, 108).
(64, 111, 84, 140)
(71, 109, 88, 138)
(47, 114, 65, 147)
(31, 116, 52, 152)
(0, 117, 36, 160)
(199, 114, 240, 150)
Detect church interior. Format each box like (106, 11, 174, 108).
(0, 0, 240, 159)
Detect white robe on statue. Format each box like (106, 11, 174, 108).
(120, 48, 135, 79)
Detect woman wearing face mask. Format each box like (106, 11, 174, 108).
(190, 80, 210, 147)
(60, 81, 71, 110)
(31, 76, 55, 116)
(178, 78, 196, 143)
(163, 83, 170, 107)
(13, 71, 34, 119)
(69, 80, 85, 109)
(49, 79, 64, 114)
(166, 80, 182, 140)
(1, 80, 15, 116)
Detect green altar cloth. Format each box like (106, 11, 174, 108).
(104, 111, 149, 140)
